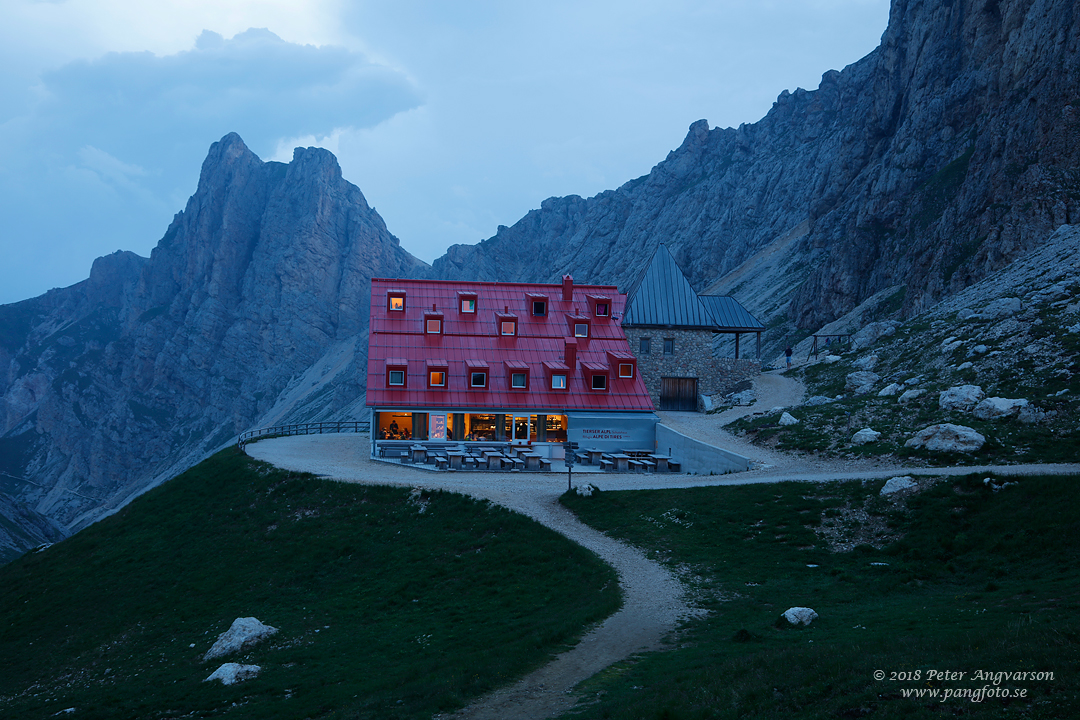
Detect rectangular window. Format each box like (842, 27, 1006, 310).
(640, 337, 650, 354)
(511, 372, 527, 389)
(461, 298, 476, 313)
(595, 302, 609, 317)
(470, 371, 487, 388)
(388, 293, 405, 311)
(591, 374, 607, 390)
(663, 338, 674, 355)
(501, 320, 517, 336)
(574, 323, 589, 338)
(388, 370, 405, 386)
(429, 370, 446, 387)
(551, 374, 567, 389)
(532, 300, 547, 316)
(619, 363, 634, 378)
(425, 318, 442, 334)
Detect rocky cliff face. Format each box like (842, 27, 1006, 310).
(0, 134, 427, 543)
(432, 0, 1080, 333)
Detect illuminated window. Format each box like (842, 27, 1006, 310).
(574, 323, 589, 338)
(532, 300, 547, 316)
(426, 318, 442, 333)
(501, 320, 517, 336)
(470, 371, 487, 388)
(388, 293, 405, 311)
(429, 370, 446, 387)
(461, 298, 476, 313)
(388, 370, 405, 386)
(595, 302, 609, 317)
(511, 372, 527, 389)
(663, 338, 674, 355)
(591, 374, 607, 390)
(640, 337, 650, 354)
(619, 363, 634, 378)
(551, 374, 567, 389)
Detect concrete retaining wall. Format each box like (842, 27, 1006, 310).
(656, 423, 750, 475)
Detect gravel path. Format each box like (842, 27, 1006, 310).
(246, 371, 1079, 719)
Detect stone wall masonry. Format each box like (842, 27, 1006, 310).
(624, 328, 761, 410)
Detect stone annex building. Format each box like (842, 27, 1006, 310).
(622, 245, 763, 411)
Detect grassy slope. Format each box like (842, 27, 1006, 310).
(0, 449, 620, 720)
(559, 474, 1079, 719)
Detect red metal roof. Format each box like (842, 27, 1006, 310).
(367, 277, 655, 412)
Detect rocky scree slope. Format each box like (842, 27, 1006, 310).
(433, 0, 1080, 339)
(731, 224, 1080, 462)
(0, 134, 427, 547)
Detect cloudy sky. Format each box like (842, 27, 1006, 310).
(0, 0, 889, 305)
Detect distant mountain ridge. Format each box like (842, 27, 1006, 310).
(432, 0, 1080, 334)
(0, 134, 426, 553)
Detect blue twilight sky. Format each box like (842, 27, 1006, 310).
(0, 0, 889, 305)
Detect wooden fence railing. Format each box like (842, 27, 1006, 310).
(238, 420, 369, 454)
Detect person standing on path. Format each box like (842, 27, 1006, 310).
(785, 346, 793, 369)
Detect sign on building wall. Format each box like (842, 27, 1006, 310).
(568, 413, 658, 451)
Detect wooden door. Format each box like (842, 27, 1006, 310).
(660, 377, 698, 411)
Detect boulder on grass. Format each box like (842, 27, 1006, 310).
(205, 663, 261, 685)
(905, 424, 986, 453)
(778, 412, 800, 426)
(782, 607, 818, 626)
(851, 428, 882, 445)
(938, 385, 985, 412)
(880, 476, 917, 495)
(972, 397, 1028, 420)
(877, 383, 901, 397)
(851, 321, 900, 349)
(845, 371, 880, 394)
(204, 618, 279, 662)
(898, 389, 924, 403)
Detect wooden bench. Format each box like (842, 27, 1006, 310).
(538, 458, 552, 471)
(434, 457, 449, 470)
(667, 460, 682, 473)
(508, 457, 525, 470)
(628, 459, 647, 472)
(638, 459, 656, 472)
(599, 459, 614, 471)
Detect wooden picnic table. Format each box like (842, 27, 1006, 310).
(522, 452, 542, 470)
(607, 453, 630, 472)
(410, 444, 427, 464)
(649, 454, 671, 472)
(482, 451, 504, 470)
(445, 450, 466, 470)
(583, 448, 605, 465)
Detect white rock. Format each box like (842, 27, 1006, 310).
(898, 389, 925, 403)
(778, 412, 800, 426)
(973, 397, 1028, 420)
(957, 308, 977, 321)
(980, 297, 1022, 319)
(1068, 323, 1080, 334)
(851, 428, 881, 444)
(730, 389, 756, 405)
(205, 663, 261, 685)
(845, 371, 880, 394)
(782, 607, 819, 626)
(853, 354, 879, 371)
(878, 383, 901, 397)
(851, 321, 900, 349)
(957, 362, 973, 370)
(971, 344, 989, 355)
(880, 476, 917, 495)
(574, 483, 596, 497)
(805, 395, 834, 406)
(941, 340, 963, 353)
(905, 423, 986, 452)
(204, 618, 279, 662)
(938, 385, 985, 412)
(824, 354, 842, 364)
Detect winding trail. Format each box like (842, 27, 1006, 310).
(246, 370, 1079, 719)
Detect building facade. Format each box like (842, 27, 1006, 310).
(622, 246, 763, 411)
(366, 276, 658, 458)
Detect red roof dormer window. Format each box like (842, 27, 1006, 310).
(543, 360, 569, 391)
(527, 293, 548, 317)
(505, 360, 529, 390)
(567, 313, 590, 338)
(496, 310, 518, 337)
(466, 359, 489, 389)
(427, 359, 449, 388)
(424, 307, 444, 334)
(385, 358, 408, 388)
(607, 350, 636, 379)
(458, 291, 478, 314)
(587, 294, 611, 318)
(582, 362, 609, 391)
(387, 292, 406, 312)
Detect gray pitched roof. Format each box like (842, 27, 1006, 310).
(622, 245, 716, 328)
(698, 295, 765, 331)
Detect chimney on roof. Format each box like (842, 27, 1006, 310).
(432, 303, 437, 310)
(562, 275, 573, 302)
(564, 338, 577, 369)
